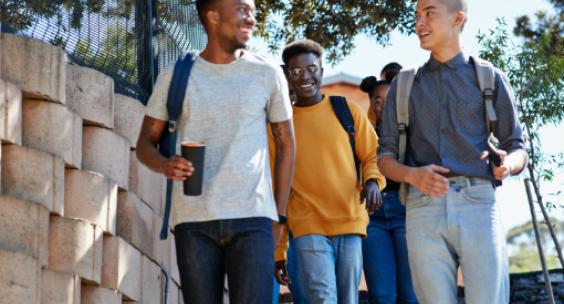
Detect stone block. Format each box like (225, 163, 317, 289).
(167, 282, 179, 304)
(65, 169, 118, 234)
(83, 126, 130, 189)
(81, 285, 121, 304)
(102, 235, 142, 302)
(0, 195, 49, 267)
(0, 79, 22, 144)
(116, 191, 154, 257)
(0, 33, 66, 103)
(114, 94, 144, 149)
(153, 215, 165, 266)
(0, 249, 41, 304)
(66, 64, 114, 128)
(41, 269, 81, 304)
(1, 145, 64, 215)
(170, 237, 180, 285)
(129, 151, 165, 215)
(22, 99, 82, 168)
(141, 255, 163, 304)
(49, 216, 103, 284)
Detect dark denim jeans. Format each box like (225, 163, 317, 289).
(362, 191, 418, 304)
(174, 217, 274, 304)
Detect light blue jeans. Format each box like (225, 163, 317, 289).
(405, 177, 509, 304)
(294, 234, 363, 304)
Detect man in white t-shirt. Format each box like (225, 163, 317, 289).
(136, 0, 295, 303)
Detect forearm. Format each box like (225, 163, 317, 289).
(271, 120, 296, 215)
(378, 155, 414, 185)
(136, 138, 168, 175)
(273, 139, 295, 215)
(135, 116, 168, 175)
(506, 149, 528, 176)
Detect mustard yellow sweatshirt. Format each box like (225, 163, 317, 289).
(273, 95, 385, 261)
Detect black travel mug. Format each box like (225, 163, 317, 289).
(181, 141, 205, 196)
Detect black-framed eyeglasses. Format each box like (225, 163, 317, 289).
(288, 65, 320, 78)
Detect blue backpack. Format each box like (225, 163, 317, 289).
(158, 52, 197, 240)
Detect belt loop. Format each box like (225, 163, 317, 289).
(465, 177, 471, 188)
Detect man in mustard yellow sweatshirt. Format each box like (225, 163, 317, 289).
(274, 39, 386, 303)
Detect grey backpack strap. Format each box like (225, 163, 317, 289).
(396, 68, 417, 164)
(395, 68, 417, 204)
(471, 56, 497, 133)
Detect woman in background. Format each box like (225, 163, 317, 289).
(360, 72, 418, 304)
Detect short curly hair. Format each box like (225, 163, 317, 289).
(282, 39, 323, 66)
(196, 0, 220, 31)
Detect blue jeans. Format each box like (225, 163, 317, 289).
(174, 217, 274, 304)
(294, 234, 363, 304)
(406, 177, 508, 304)
(362, 191, 418, 304)
(287, 232, 307, 303)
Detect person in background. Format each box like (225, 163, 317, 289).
(367, 62, 402, 126)
(360, 76, 418, 304)
(274, 39, 385, 303)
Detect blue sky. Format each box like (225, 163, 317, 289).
(249, 0, 563, 232)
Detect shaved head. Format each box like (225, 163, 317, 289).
(442, 0, 468, 31)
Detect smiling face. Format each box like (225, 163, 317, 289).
(286, 53, 324, 105)
(214, 0, 256, 51)
(415, 0, 464, 53)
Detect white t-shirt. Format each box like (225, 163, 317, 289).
(146, 51, 292, 225)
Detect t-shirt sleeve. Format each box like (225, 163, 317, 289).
(266, 65, 293, 123)
(145, 67, 175, 121)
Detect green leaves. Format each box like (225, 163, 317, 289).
(479, 14, 564, 211)
(255, 0, 416, 65)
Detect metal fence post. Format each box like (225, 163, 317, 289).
(136, 0, 158, 103)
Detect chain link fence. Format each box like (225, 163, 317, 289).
(1, 0, 207, 103)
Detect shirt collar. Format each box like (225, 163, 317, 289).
(426, 52, 467, 71)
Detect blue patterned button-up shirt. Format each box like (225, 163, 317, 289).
(378, 53, 525, 181)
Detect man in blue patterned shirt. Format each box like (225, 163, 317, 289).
(377, 0, 528, 303)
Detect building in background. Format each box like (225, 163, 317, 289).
(321, 72, 369, 114)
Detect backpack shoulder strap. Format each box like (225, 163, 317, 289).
(395, 68, 417, 164)
(470, 56, 497, 133)
(166, 52, 197, 126)
(329, 96, 362, 188)
(160, 51, 196, 240)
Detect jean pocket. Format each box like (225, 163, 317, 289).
(405, 187, 432, 209)
(460, 183, 495, 204)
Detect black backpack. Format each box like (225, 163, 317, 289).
(329, 96, 364, 201)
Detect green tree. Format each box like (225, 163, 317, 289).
(478, 17, 564, 269)
(510, 246, 559, 273)
(2, 0, 417, 64)
(74, 24, 138, 82)
(254, 0, 416, 63)
(478, 17, 564, 206)
(513, 0, 563, 57)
